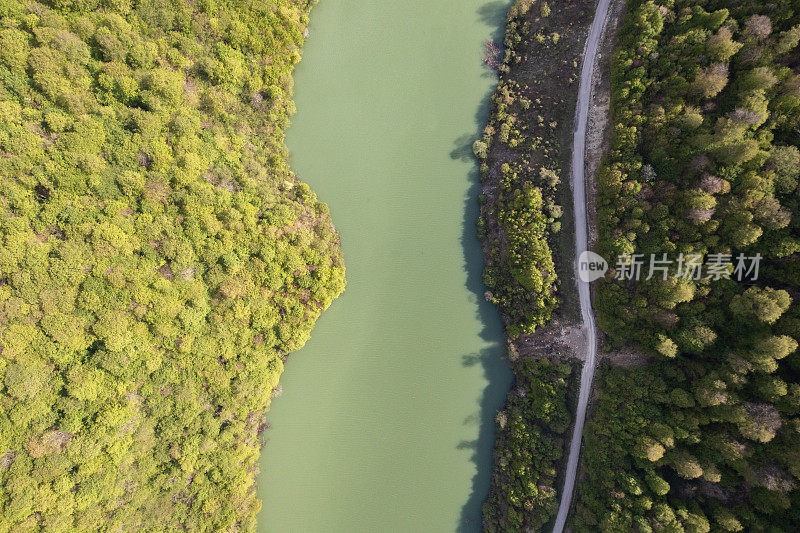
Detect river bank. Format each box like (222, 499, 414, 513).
(473, 0, 596, 529)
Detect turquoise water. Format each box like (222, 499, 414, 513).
(257, 2, 512, 531)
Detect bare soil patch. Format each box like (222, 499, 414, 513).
(514, 317, 588, 362)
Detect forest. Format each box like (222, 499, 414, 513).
(0, 0, 345, 530)
(575, 0, 800, 530)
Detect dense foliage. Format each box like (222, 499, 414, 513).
(0, 0, 344, 530)
(483, 356, 573, 533)
(576, 0, 800, 530)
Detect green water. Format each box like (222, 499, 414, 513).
(257, 1, 512, 531)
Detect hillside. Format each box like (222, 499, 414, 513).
(0, 0, 344, 530)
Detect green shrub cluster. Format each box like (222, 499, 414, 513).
(0, 0, 344, 530)
(576, 0, 800, 530)
(483, 357, 573, 533)
(479, 160, 560, 338)
(476, 0, 570, 339)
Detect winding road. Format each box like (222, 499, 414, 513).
(552, 0, 612, 530)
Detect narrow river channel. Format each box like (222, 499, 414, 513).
(257, 1, 512, 530)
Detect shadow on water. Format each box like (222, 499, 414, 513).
(478, 1, 509, 41)
(454, 159, 513, 531)
(476, 1, 509, 80)
(452, 4, 514, 522)
(456, 347, 511, 532)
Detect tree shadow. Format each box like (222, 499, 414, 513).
(452, 1, 514, 525)
(478, 1, 510, 41)
(450, 134, 476, 162)
(476, 1, 509, 80)
(456, 349, 512, 532)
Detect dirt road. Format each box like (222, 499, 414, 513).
(552, 0, 612, 529)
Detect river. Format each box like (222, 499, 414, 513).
(257, 1, 512, 531)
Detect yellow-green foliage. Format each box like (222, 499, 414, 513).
(0, 0, 344, 530)
(483, 357, 573, 532)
